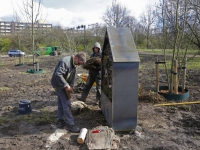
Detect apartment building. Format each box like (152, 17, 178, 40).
(0, 20, 52, 35)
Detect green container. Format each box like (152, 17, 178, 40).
(153, 86, 189, 102)
(15, 64, 24, 66)
(27, 68, 44, 74)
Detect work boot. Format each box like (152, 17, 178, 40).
(56, 119, 65, 128)
(76, 96, 86, 102)
(66, 124, 80, 133)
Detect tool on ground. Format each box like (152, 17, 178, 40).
(154, 101, 200, 107)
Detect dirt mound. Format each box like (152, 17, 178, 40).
(139, 91, 167, 104)
(83, 57, 101, 70)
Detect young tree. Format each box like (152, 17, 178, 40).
(102, 0, 135, 27)
(185, 0, 200, 51)
(0, 38, 11, 53)
(13, 0, 44, 65)
(140, 5, 156, 49)
(156, 0, 191, 93)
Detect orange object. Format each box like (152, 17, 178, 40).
(79, 73, 96, 86)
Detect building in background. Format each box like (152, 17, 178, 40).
(0, 20, 52, 35)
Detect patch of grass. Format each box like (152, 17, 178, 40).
(42, 69, 47, 74)
(26, 110, 56, 126)
(0, 87, 11, 92)
(195, 136, 200, 140)
(169, 106, 178, 110)
(138, 49, 200, 55)
(156, 57, 200, 70)
(0, 116, 9, 125)
(138, 49, 173, 54)
(187, 57, 200, 69)
(147, 77, 154, 81)
(139, 64, 144, 70)
(19, 71, 29, 74)
(0, 63, 5, 66)
(24, 57, 40, 63)
(0, 110, 56, 126)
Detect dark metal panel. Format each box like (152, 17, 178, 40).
(112, 62, 139, 131)
(107, 27, 140, 62)
(101, 91, 113, 127)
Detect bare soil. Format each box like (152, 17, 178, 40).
(0, 55, 200, 150)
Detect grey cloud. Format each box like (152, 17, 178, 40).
(1, 15, 15, 22)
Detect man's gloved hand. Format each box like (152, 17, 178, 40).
(65, 85, 74, 99)
(65, 85, 72, 92)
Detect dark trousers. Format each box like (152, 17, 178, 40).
(81, 74, 101, 101)
(55, 88, 74, 125)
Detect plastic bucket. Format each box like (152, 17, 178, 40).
(18, 100, 32, 114)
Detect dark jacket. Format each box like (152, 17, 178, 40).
(51, 55, 76, 89)
(89, 50, 102, 78)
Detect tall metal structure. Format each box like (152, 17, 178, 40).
(101, 27, 140, 131)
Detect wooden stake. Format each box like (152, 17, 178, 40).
(156, 63, 159, 92)
(19, 56, 21, 64)
(182, 58, 187, 92)
(22, 55, 24, 64)
(173, 60, 178, 94)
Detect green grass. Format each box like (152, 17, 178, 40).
(0, 58, 5, 66)
(24, 57, 40, 63)
(150, 57, 200, 70)
(0, 116, 9, 125)
(187, 57, 200, 69)
(0, 109, 56, 126)
(0, 87, 11, 92)
(195, 136, 200, 140)
(138, 49, 200, 55)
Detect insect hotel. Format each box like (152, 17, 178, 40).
(101, 27, 140, 131)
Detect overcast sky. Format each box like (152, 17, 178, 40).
(0, 0, 159, 28)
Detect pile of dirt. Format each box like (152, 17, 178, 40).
(139, 91, 167, 104)
(138, 83, 166, 104)
(83, 57, 101, 70)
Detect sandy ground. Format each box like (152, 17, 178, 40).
(0, 55, 200, 150)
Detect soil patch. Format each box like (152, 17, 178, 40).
(0, 55, 200, 149)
